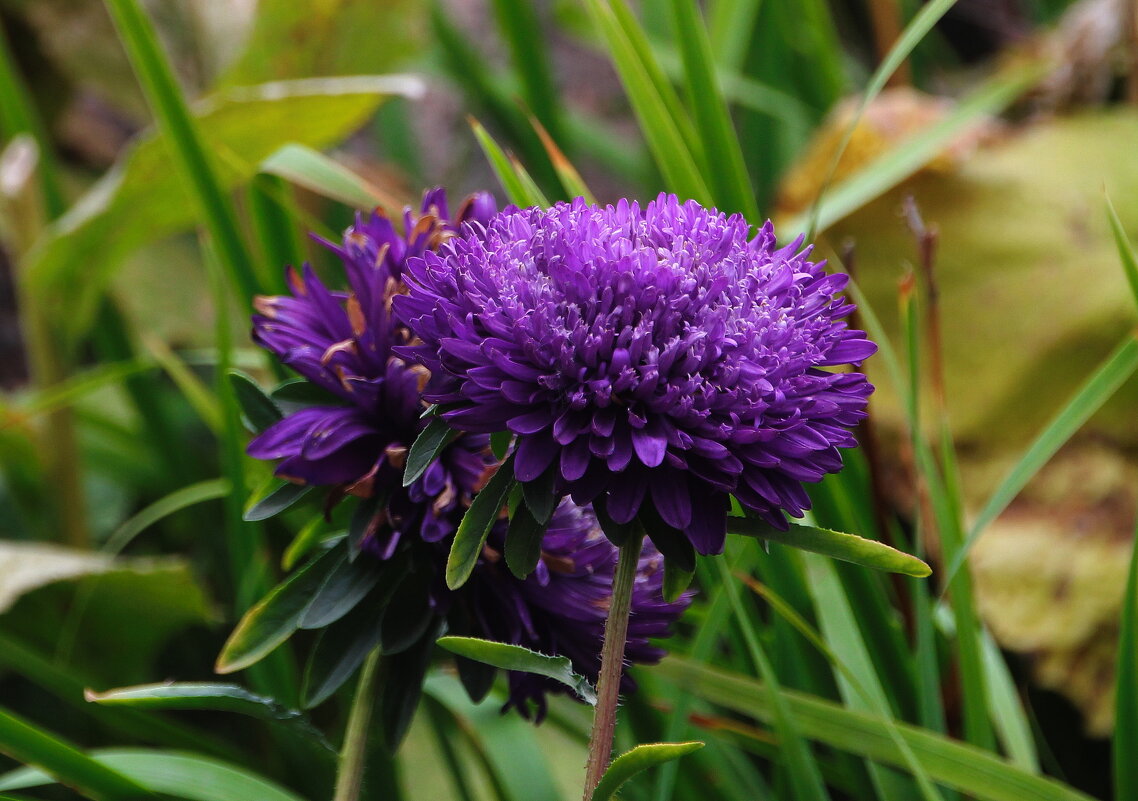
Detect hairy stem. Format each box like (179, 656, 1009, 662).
(582, 530, 644, 800)
(333, 648, 384, 801)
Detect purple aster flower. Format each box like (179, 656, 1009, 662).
(245, 189, 688, 714)
(462, 500, 687, 720)
(394, 194, 876, 556)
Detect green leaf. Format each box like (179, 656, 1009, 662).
(1115, 525, 1138, 801)
(581, 0, 712, 204)
(504, 501, 548, 580)
(243, 480, 312, 523)
(520, 467, 557, 524)
(0, 749, 308, 801)
(591, 742, 704, 801)
(1106, 193, 1138, 310)
(298, 553, 383, 629)
(469, 118, 545, 207)
(24, 75, 418, 347)
(947, 336, 1138, 587)
(728, 518, 932, 577)
(662, 559, 694, 604)
(226, 371, 282, 434)
(404, 417, 460, 488)
(490, 430, 513, 460)
(102, 478, 231, 555)
(215, 542, 346, 674)
(261, 143, 397, 210)
(658, 657, 1099, 801)
(0, 708, 154, 801)
(445, 455, 516, 589)
(381, 620, 446, 752)
(301, 591, 386, 708)
(84, 684, 331, 751)
(378, 564, 435, 655)
(437, 636, 597, 705)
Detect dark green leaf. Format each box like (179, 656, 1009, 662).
(348, 494, 382, 560)
(1115, 526, 1138, 801)
(446, 455, 516, 589)
(227, 370, 282, 434)
(85, 683, 331, 751)
(592, 495, 633, 547)
(298, 552, 384, 630)
(728, 518, 931, 578)
(404, 417, 459, 488)
(270, 378, 345, 411)
(504, 501, 549, 580)
(382, 620, 446, 752)
(521, 467, 557, 524)
(591, 741, 704, 801)
(437, 636, 596, 705)
(243, 480, 312, 522)
(301, 588, 389, 709)
(490, 430, 513, 461)
(215, 542, 346, 674)
(662, 560, 694, 604)
(379, 565, 434, 655)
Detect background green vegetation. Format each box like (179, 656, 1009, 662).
(0, 0, 1136, 799)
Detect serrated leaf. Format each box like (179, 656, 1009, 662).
(591, 741, 704, 801)
(728, 518, 931, 578)
(504, 501, 548, 580)
(215, 542, 345, 673)
(437, 636, 596, 705)
(243, 480, 312, 522)
(227, 370, 282, 434)
(446, 455, 516, 589)
(404, 417, 459, 488)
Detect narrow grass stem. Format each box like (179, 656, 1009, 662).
(333, 648, 384, 801)
(582, 530, 644, 800)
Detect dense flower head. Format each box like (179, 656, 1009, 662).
(394, 194, 876, 556)
(245, 189, 687, 714)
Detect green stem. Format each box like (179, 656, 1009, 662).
(582, 530, 644, 800)
(333, 649, 384, 801)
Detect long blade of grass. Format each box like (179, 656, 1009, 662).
(784, 63, 1041, 235)
(468, 117, 548, 207)
(707, 0, 762, 72)
(666, 0, 758, 219)
(658, 657, 1099, 801)
(582, 0, 712, 205)
(945, 336, 1138, 587)
(1106, 194, 1138, 311)
(802, 0, 960, 238)
(532, 118, 596, 203)
(488, 0, 563, 144)
(713, 556, 832, 801)
(0, 708, 153, 801)
(103, 0, 260, 304)
(1115, 519, 1138, 801)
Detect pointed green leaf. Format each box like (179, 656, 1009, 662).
(1105, 194, 1138, 311)
(404, 417, 460, 488)
(227, 370, 282, 434)
(591, 741, 704, 801)
(215, 542, 345, 673)
(505, 501, 549, 579)
(469, 117, 545, 207)
(243, 480, 312, 522)
(437, 636, 597, 705)
(298, 553, 383, 629)
(446, 455, 516, 589)
(261, 143, 396, 210)
(728, 518, 931, 577)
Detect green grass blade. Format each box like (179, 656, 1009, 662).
(784, 63, 1041, 235)
(1105, 194, 1138, 310)
(582, 0, 712, 204)
(802, 0, 961, 238)
(103, 0, 261, 304)
(714, 556, 832, 801)
(658, 658, 1099, 801)
(0, 707, 154, 800)
(470, 118, 544, 207)
(103, 478, 231, 554)
(981, 630, 1039, 773)
(488, 0, 563, 144)
(532, 120, 596, 203)
(707, 0, 762, 72)
(947, 336, 1138, 587)
(666, 0, 758, 219)
(1115, 519, 1138, 801)
(247, 174, 305, 295)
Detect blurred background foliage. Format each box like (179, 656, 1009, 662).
(0, 0, 1136, 799)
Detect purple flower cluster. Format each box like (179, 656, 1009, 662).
(246, 190, 687, 714)
(395, 195, 876, 556)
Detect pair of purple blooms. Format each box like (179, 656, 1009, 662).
(247, 188, 874, 715)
